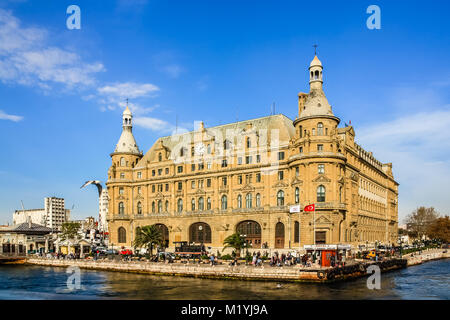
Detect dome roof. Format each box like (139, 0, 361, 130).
(123, 105, 132, 116)
(114, 130, 140, 154)
(309, 55, 322, 68)
(299, 89, 334, 118)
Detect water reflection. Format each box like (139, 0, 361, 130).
(0, 259, 448, 300)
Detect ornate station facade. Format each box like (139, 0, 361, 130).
(106, 55, 399, 252)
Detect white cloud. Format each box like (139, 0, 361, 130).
(0, 9, 105, 89)
(97, 82, 159, 98)
(356, 108, 450, 221)
(161, 64, 184, 78)
(0, 109, 23, 122)
(134, 117, 172, 131)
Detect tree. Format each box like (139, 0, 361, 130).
(404, 207, 440, 239)
(222, 233, 247, 258)
(426, 216, 450, 243)
(133, 225, 163, 256)
(60, 222, 81, 241)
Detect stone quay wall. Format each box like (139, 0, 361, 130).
(404, 248, 449, 266)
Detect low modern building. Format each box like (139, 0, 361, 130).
(13, 208, 46, 226)
(106, 54, 399, 252)
(0, 220, 54, 255)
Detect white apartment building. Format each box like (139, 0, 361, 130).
(13, 197, 70, 231)
(99, 189, 109, 232)
(13, 209, 46, 225)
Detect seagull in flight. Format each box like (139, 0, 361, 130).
(80, 180, 103, 197)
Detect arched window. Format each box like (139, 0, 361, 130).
(246, 193, 252, 209)
(165, 200, 169, 212)
(294, 221, 300, 243)
(152, 201, 155, 213)
(295, 187, 300, 204)
(317, 185, 326, 202)
(207, 144, 211, 154)
(118, 227, 126, 243)
(221, 195, 227, 210)
(158, 152, 162, 161)
(317, 122, 323, 135)
(236, 220, 261, 248)
(177, 199, 183, 212)
(120, 157, 125, 166)
(118, 202, 125, 215)
(191, 198, 195, 211)
(158, 200, 162, 213)
(314, 70, 319, 79)
(198, 197, 204, 211)
(299, 125, 303, 138)
(223, 139, 231, 150)
(275, 222, 285, 248)
(207, 197, 211, 210)
(137, 202, 142, 215)
(277, 190, 285, 206)
(189, 222, 211, 243)
(246, 137, 251, 148)
(256, 193, 261, 207)
(237, 195, 242, 208)
(310, 71, 313, 79)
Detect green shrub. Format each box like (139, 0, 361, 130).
(201, 255, 209, 260)
(221, 254, 232, 260)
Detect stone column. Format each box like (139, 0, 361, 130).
(80, 244, 84, 259)
(45, 237, 49, 254)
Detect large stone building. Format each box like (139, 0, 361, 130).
(106, 55, 399, 252)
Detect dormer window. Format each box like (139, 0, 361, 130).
(158, 153, 162, 162)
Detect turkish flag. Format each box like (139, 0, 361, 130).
(304, 204, 315, 212)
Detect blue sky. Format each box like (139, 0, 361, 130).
(0, 0, 449, 223)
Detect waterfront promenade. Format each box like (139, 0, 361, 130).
(26, 250, 449, 282)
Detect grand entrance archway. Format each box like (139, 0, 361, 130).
(275, 222, 285, 248)
(236, 220, 262, 249)
(189, 222, 211, 244)
(153, 224, 169, 248)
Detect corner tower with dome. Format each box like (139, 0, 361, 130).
(105, 55, 399, 252)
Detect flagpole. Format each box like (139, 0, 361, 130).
(313, 205, 316, 245)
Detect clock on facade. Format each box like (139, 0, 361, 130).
(195, 143, 206, 155)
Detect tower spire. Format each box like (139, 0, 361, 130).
(313, 44, 318, 56)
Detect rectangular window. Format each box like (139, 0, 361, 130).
(278, 170, 284, 180)
(158, 169, 162, 175)
(296, 166, 299, 176)
(191, 181, 196, 189)
(207, 162, 212, 170)
(158, 184, 162, 192)
(245, 174, 252, 184)
(256, 173, 261, 183)
(177, 166, 183, 173)
(165, 184, 169, 192)
(238, 175, 242, 184)
(137, 172, 142, 179)
(199, 180, 204, 188)
(222, 159, 228, 167)
(177, 182, 182, 191)
(198, 162, 204, 170)
(278, 152, 285, 160)
(120, 173, 125, 179)
(207, 179, 211, 187)
(299, 147, 303, 153)
(165, 168, 169, 174)
(222, 177, 227, 186)
(152, 170, 155, 176)
(246, 156, 252, 164)
(191, 164, 195, 172)
(238, 157, 242, 165)
(317, 144, 323, 152)
(119, 187, 124, 195)
(152, 185, 155, 193)
(256, 154, 261, 163)
(137, 187, 141, 194)
(318, 164, 325, 174)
